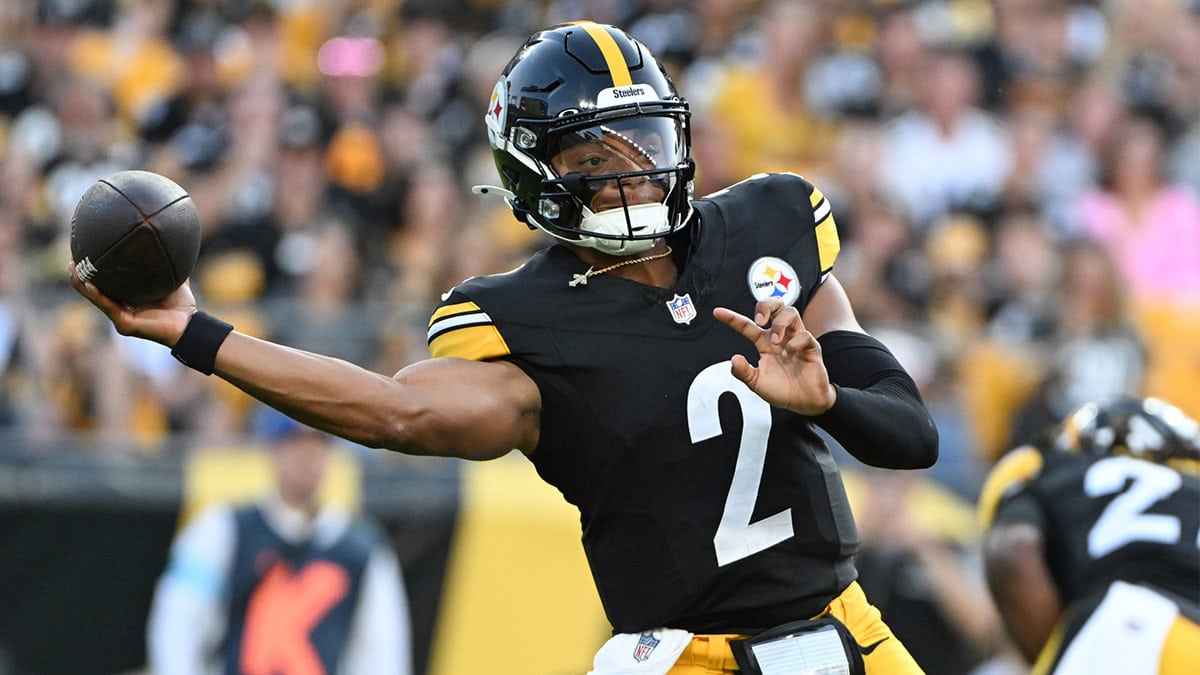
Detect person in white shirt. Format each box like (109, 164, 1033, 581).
(146, 409, 412, 675)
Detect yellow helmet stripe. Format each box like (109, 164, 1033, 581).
(573, 21, 633, 87)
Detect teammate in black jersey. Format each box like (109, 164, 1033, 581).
(71, 21, 938, 674)
(979, 397, 1200, 674)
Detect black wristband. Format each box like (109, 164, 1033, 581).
(171, 311, 233, 375)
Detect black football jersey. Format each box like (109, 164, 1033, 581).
(427, 173, 857, 634)
(979, 446, 1200, 606)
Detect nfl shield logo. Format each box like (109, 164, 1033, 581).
(667, 293, 697, 325)
(633, 633, 660, 662)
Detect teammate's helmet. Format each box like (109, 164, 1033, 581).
(484, 22, 694, 256)
(1055, 397, 1200, 468)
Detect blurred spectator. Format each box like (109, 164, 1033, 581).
(833, 195, 926, 327)
(923, 212, 993, 352)
(139, 7, 233, 178)
(0, 206, 27, 428)
(385, 6, 475, 172)
(984, 208, 1062, 345)
(1170, 117, 1200, 195)
(1062, 73, 1126, 187)
(1071, 112, 1200, 420)
(1000, 100, 1096, 235)
(0, 3, 37, 121)
(871, 2, 927, 117)
(6, 300, 138, 443)
(1073, 113, 1200, 307)
(66, 0, 184, 130)
(192, 73, 288, 294)
(630, 0, 755, 82)
(267, 214, 383, 366)
(146, 408, 413, 675)
(700, 1, 841, 187)
(1007, 238, 1146, 449)
(975, 0, 1107, 112)
(880, 48, 1013, 230)
(851, 469, 1005, 675)
(1103, 0, 1199, 136)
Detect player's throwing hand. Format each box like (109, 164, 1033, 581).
(69, 260, 196, 347)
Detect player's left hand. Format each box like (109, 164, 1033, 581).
(713, 299, 837, 416)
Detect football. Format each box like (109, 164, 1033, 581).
(70, 170, 202, 306)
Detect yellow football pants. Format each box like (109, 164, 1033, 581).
(1033, 581, 1200, 675)
(667, 581, 924, 674)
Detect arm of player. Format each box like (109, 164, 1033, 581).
(982, 522, 1062, 663)
(713, 276, 938, 468)
(70, 265, 541, 460)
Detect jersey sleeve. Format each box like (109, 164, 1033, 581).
(806, 180, 841, 277)
(977, 445, 1047, 531)
(426, 289, 512, 361)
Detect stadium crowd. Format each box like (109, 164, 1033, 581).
(0, 0, 1198, 671)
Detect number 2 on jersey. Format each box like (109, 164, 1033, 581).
(688, 362, 794, 566)
(1085, 455, 1198, 558)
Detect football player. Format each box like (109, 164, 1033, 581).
(72, 22, 938, 675)
(979, 397, 1200, 674)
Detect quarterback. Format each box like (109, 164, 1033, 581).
(72, 22, 938, 675)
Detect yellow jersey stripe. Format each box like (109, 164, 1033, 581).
(574, 21, 633, 87)
(977, 445, 1044, 530)
(809, 187, 840, 272)
(429, 324, 511, 361)
(809, 186, 826, 209)
(429, 301, 482, 325)
(815, 216, 840, 273)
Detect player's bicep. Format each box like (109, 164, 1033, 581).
(801, 274, 864, 337)
(390, 357, 540, 460)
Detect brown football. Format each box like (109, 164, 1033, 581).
(70, 170, 201, 306)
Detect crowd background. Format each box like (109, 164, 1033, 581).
(0, 0, 1197, 674)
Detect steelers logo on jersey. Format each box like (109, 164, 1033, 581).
(747, 256, 802, 306)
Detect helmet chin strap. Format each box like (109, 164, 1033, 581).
(579, 203, 670, 255)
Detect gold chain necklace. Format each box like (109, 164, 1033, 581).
(569, 246, 673, 287)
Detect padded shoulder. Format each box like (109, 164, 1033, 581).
(977, 445, 1046, 530)
(699, 172, 841, 274)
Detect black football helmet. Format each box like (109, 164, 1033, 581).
(1055, 397, 1200, 469)
(479, 22, 694, 255)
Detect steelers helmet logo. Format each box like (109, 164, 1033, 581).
(747, 256, 801, 306)
(486, 77, 508, 140)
